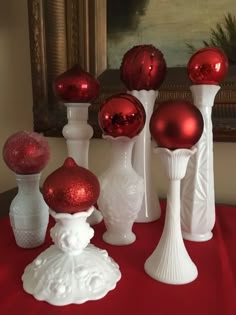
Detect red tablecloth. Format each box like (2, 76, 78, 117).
(0, 203, 236, 315)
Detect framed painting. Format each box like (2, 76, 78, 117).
(28, 0, 236, 141)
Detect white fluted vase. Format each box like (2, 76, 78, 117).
(129, 90, 161, 222)
(63, 103, 103, 226)
(97, 136, 144, 245)
(10, 173, 49, 248)
(181, 85, 220, 242)
(144, 148, 198, 284)
(22, 207, 121, 306)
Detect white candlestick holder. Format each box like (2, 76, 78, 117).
(97, 136, 144, 245)
(10, 173, 49, 248)
(144, 147, 198, 285)
(63, 102, 103, 226)
(181, 85, 220, 242)
(22, 206, 121, 306)
(129, 90, 161, 222)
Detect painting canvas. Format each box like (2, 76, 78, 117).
(107, 0, 236, 69)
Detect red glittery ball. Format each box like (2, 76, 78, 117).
(43, 157, 100, 214)
(98, 93, 146, 138)
(187, 47, 228, 85)
(150, 100, 204, 150)
(2, 131, 50, 174)
(120, 44, 167, 91)
(53, 64, 100, 102)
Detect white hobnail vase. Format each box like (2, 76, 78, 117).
(9, 173, 49, 248)
(22, 207, 121, 306)
(97, 136, 144, 245)
(181, 85, 220, 242)
(129, 90, 161, 222)
(63, 102, 103, 226)
(144, 147, 198, 285)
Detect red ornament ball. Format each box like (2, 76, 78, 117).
(98, 93, 146, 138)
(3, 131, 50, 174)
(150, 100, 204, 150)
(187, 47, 228, 85)
(43, 157, 100, 214)
(53, 64, 100, 103)
(120, 44, 167, 91)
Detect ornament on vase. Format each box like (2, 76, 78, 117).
(145, 100, 203, 284)
(22, 157, 121, 306)
(181, 47, 228, 242)
(97, 93, 146, 245)
(120, 44, 166, 222)
(53, 64, 102, 225)
(2, 131, 50, 248)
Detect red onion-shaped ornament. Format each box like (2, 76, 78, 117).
(98, 93, 146, 138)
(43, 157, 100, 214)
(120, 44, 167, 91)
(150, 100, 204, 150)
(187, 47, 228, 85)
(53, 64, 100, 102)
(2, 131, 50, 174)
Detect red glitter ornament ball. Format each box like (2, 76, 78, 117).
(120, 44, 167, 91)
(53, 64, 100, 103)
(3, 131, 50, 174)
(187, 47, 228, 85)
(98, 93, 146, 138)
(43, 157, 100, 214)
(150, 100, 204, 150)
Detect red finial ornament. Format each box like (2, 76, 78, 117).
(53, 65, 100, 102)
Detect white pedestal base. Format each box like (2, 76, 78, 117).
(182, 231, 213, 242)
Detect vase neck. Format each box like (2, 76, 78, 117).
(15, 173, 41, 194)
(110, 139, 134, 169)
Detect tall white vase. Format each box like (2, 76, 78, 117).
(10, 173, 49, 248)
(97, 136, 144, 245)
(129, 90, 161, 222)
(144, 148, 198, 285)
(63, 102, 103, 225)
(22, 207, 121, 306)
(181, 85, 220, 242)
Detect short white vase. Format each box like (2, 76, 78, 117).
(144, 148, 198, 285)
(22, 207, 121, 306)
(10, 173, 49, 248)
(97, 136, 144, 245)
(181, 85, 220, 242)
(129, 90, 161, 222)
(63, 102, 103, 226)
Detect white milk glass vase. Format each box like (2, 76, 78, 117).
(97, 136, 144, 245)
(145, 148, 198, 284)
(10, 173, 49, 248)
(181, 85, 220, 242)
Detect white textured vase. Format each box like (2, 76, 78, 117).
(97, 136, 144, 245)
(10, 173, 49, 248)
(181, 85, 220, 242)
(22, 207, 121, 306)
(129, 90, 161, 222)
(144, 148, 198, 285)
(63, 103, 103, 226)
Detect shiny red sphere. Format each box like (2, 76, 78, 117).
(98, 93, 146, 138)
(120, 44, 167, 91)
(3, 131, 50, 174)
(43, 158, 100, 214)
(187, 47, 228, 85)
(53, 64, 100, 102)
(150, 100, 204, 150)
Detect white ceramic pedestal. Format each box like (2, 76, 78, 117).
(181, 85, 220, 242)
(63, 103, 103, 225)
(144, 148, 198, 285)
(129, 90, 161, 222)
(22, 207, 121, 306)
(10, 173, 49, 248)
(97, 136, 144, 245)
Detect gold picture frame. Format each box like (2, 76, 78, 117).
(28, 0, 236, 141)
